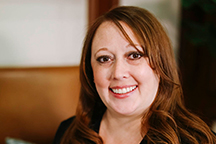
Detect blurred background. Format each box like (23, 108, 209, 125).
(0, 0, 215, 143)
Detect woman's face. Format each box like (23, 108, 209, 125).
(91, 21, 159, 117)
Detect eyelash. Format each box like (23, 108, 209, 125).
(96, 56, 112, 63)
(96, 52, 144, 64)
(128, 52, 144, 60)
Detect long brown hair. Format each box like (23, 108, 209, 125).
(61, 6, 216, 144)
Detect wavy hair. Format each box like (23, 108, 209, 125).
(61, 6, 216, 144)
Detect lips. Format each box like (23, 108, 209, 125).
(110, 86, 137, 94)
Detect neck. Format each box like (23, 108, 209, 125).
(105, 110, 142, 127)
(99, 110, 147, 144)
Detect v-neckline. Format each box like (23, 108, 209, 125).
(90, 112, 148, 144)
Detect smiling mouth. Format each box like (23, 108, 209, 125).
(110, 86, 137, 94)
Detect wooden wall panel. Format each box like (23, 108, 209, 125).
(88, 0, 119, 26)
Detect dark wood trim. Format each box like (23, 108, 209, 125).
(88, 0, 119, 26)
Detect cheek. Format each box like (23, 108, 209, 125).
(92, 66, 109, 89)
(93, 67, 110, 102)
(138, 65, 159, 91)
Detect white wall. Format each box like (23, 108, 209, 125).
(120, 0, 181, 57)
(0, 0, 180, 67)
(0, 0, 87, 67)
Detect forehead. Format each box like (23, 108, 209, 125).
(92, 21, 139, 48)
(96, 21, 135, 37)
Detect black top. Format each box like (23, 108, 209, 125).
(53, 116, 216, 144)
(53, 115, 147, 144)
(53, 117, 75, 144)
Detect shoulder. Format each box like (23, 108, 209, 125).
(59, 116, 75, 129)
(53, 116, 75, 144)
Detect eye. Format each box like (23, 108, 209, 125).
(96, 55, 112, 63)
(128, 52, 143, 60)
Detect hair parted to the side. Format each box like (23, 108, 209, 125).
(60, 6, 216, 144)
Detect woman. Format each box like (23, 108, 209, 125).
(53, 6, 216, 144)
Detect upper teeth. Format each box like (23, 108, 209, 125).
(112, 86, 136, 94)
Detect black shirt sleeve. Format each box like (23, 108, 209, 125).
(53, 116, 75, 144)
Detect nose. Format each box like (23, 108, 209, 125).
(111, 59, 129, 80)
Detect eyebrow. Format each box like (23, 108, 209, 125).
(94, 47, 109, 58)
(93, 44, 143, 58)
(126, 44, 143, 51)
